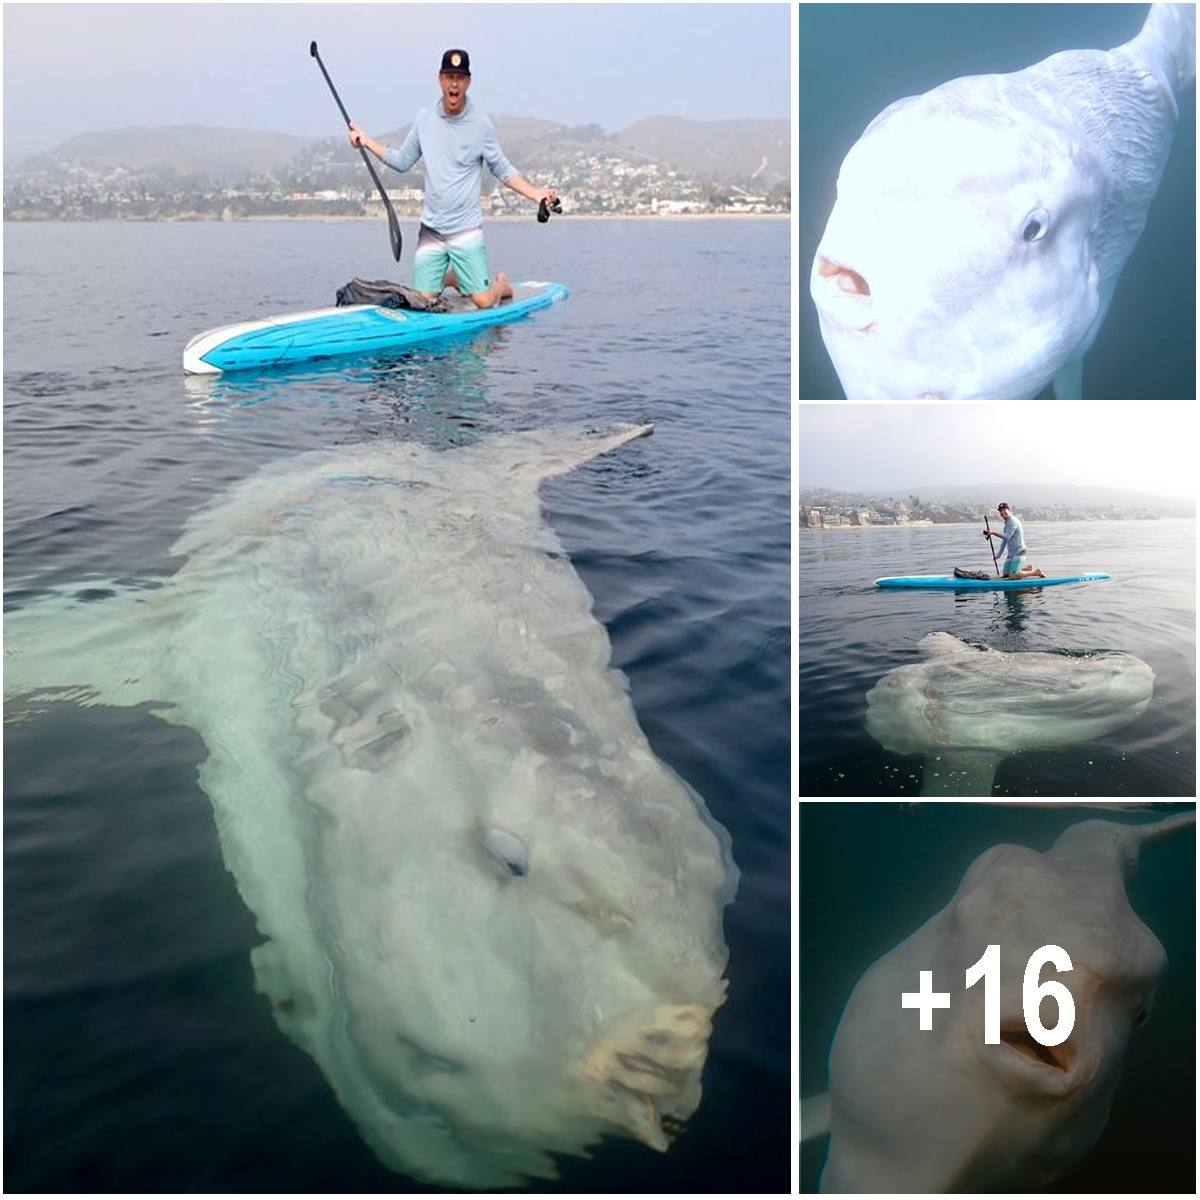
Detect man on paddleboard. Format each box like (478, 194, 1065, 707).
(348, 49, 557, 310)
(984, 502, 1047, 579)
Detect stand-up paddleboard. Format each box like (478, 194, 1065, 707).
(875, 573, 1112, 591)
(184, 281, 567, 375)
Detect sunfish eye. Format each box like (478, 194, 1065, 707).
(1021, 207, 1050, 242)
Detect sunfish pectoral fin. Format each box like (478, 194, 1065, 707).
(921, 750, 1005, 796)
(3, 582, 162, 718)
(801, 1092, 831, 1143)
(1052, 356, 1083, 400)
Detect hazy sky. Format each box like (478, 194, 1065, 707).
(797, 403, 1199, 501)
(2, 2, 791, 155)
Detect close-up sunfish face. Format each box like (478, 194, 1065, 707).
(809, 3, 1195, 400)
(811, 85, 1103, 401)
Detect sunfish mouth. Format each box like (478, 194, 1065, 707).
(1000, 1023, 1071, 1071)
(811, 253, 879, 338)
(815, 253, 871, 298)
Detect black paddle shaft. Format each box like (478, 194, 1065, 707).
(984, 515, 1001, 576)
(311, 41, 403, 261)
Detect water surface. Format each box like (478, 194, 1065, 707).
(4, 217, 790, 1191)
(798, 521, 1196, 796)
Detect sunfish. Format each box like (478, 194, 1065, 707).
(805, 809, 1195, 1191)
(811, 3, 1196, 399)
(865, 632, 1155, 795)
(3, 424, 739, 1189)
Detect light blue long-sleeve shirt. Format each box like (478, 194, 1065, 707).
(382, 99, 516, 236)
(994, 514, 1027, 560)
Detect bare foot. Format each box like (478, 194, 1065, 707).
(469, 272, 514, 310)
(491, 271, 513, 304)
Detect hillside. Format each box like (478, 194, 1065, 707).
(15, 125, 311, 181)
(897, 481, 1194, 510)
(618, 116, 790, 186)
(7, 115, 790, 190)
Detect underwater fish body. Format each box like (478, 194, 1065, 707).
(811, 3, 1196, 399)
(4, 424, 738, 1188)
(810, 811, 1195, 1191)
(864, 633, 1155, 795)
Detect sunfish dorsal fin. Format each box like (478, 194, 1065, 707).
(1129, 3, 1197, 101)
(918, 632, 979, 659)
(465, 423, 654, 490)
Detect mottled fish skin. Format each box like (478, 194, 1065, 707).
(811, 3, 1196, 400)
(864, 633, 1154, 795)
(3, 424, 739, 1188)
(812, 811, 1194, 1192)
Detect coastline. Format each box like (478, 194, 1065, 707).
(3, 211, 790, 226)
(798, 516, 1190, 529)
(797, 521, 936, 530)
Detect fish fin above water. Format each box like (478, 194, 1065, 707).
(917, 632, 982, 660)
(4, 582, 164, 718)
(1052, 356, 1084, 400)
(463, 422, 655, 492)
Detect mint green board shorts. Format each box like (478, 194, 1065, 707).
(413, 224, 492, 296)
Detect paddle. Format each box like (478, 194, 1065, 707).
(310, 41, 403, 262)
(983, 515, 1001, 576)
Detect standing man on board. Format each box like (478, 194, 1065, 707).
(349, 49, 557, 310)
(984, 502, 1047, 579)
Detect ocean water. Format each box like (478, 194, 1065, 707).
(798, 3, 1197, 399)
(800, 801, 1196, 1194)
(3, 217, 789, 1191)
(798, 521, 1196, 797)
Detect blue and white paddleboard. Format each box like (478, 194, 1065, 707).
(875, 573, 1112, 591)
(184, 281, 567, 375)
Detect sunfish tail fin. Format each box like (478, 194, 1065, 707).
(4, 583, 161, 718)
(1135, 4, 1196, 102)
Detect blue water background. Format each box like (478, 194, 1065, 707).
(798, 3, 1197, 400)
(800, 801, 1196, 1193)
(3, 217, 790, 1191)
(798, 521, 1196, 796)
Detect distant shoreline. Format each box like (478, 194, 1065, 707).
(3, 211, 790, 226)
(799, 516, 1191, 529)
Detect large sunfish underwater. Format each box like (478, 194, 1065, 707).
(865, 633, 1155, 795)
(802, 809, 1196, 1191)
(3, 424, 739, 1188)
(810, 3, 1196, 399)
